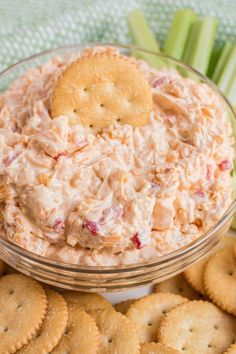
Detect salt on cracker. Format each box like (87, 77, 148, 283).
(184, 235, 235, 296)
(63, 291, 112, 312)
(51, 52, 152, 129)
(0, 274, 47, 353)
(158, 300, 236, 354)
(115, 299, 135, 314)
(204, 246, 236, 316)
(154, 273, 202, 300)
(141, 342, 180, 354)
(184, 257, 209, 296)
(52, 302, 99, 354)
(90, 308, 140, 354)
(126, 293, 188, 344)
(18, 288, 68, 354)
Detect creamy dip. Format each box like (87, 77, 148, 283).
(0, 50, 234, 266)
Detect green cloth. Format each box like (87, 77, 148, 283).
(0, 0, 236, 72)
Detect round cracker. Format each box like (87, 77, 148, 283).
(141, 342, 180, 354)
(158, 300, 236, 354)
(63, 291, 112, 312)
(225, 343, 236, 353)
(115, 299, 135, 314)
(0, 274, 47, 353)
(204, 246, 236, 315)
(51, 52, 152, 129)
(184, 258, 209, 296)
(154, 273, 202, 300)
(51, 302, 99, 354)
(126, 293, 188, 344)
(184, 235, 235, 296)
(90, 308, 140, 354)
(18, 289, 68, 354)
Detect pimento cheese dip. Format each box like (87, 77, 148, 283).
(0, 50, 234, 266)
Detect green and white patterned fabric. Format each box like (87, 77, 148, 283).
(0, 0, 236, 72)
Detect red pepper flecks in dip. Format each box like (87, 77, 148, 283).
(0, 47, 234, 266)
(83, 220, 99, 235)
(131, 233, 142, 249)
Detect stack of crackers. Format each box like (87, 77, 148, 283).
(0, 235, 235, 353)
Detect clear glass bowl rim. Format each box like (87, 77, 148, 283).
(0, 42, 235, 274)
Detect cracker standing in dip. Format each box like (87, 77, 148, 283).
(0, 47, 234, 266)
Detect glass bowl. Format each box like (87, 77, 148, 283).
(0, 43, 235, 292)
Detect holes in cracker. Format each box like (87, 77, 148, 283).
(147, 322, 153, 327)
(89, 124, 93, 128)
(162, 310, 167, 315)
(228, 270, 234, 276)
(4, 326, 8, 333)
(35, 331, 41, 339)
(64, 327, 70, 335)
(208, 344, 215, 349)
(9, 289, 14, 295)
(17, 303, 22, 310)
(214, 325, 219, 330)
(50, 53, 152, 128)
(189, 328, 193, 333)
(108, 338, 113, 344)
(181, 346, 186, 351)
(178, 287, 184, 293)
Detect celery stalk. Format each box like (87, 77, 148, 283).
(217, 45, 236, 94)
(207, 43, 224, 79)
(127, 10, 165, 68)
(182, 20, 202, 64)
(163, 8, 196, 60)
(128, 10, 160, 51)
(183, 17, 218, 75)
(225, 66, 236, 106)
(212, 42, 233, 83)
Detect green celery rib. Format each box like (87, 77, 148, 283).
(225, 65, 236, 106)
(163, 8, 196, 60)
(217, 45, 236, 94)
(181, 20, 201, 78)
(211, 42, 233, 83)
(207, 43, 224, 79)
(127, 9, 165, 68)
(182, 20, 202, 64)
(128, 9, 160, 51)
(183, 17, 218, 75)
